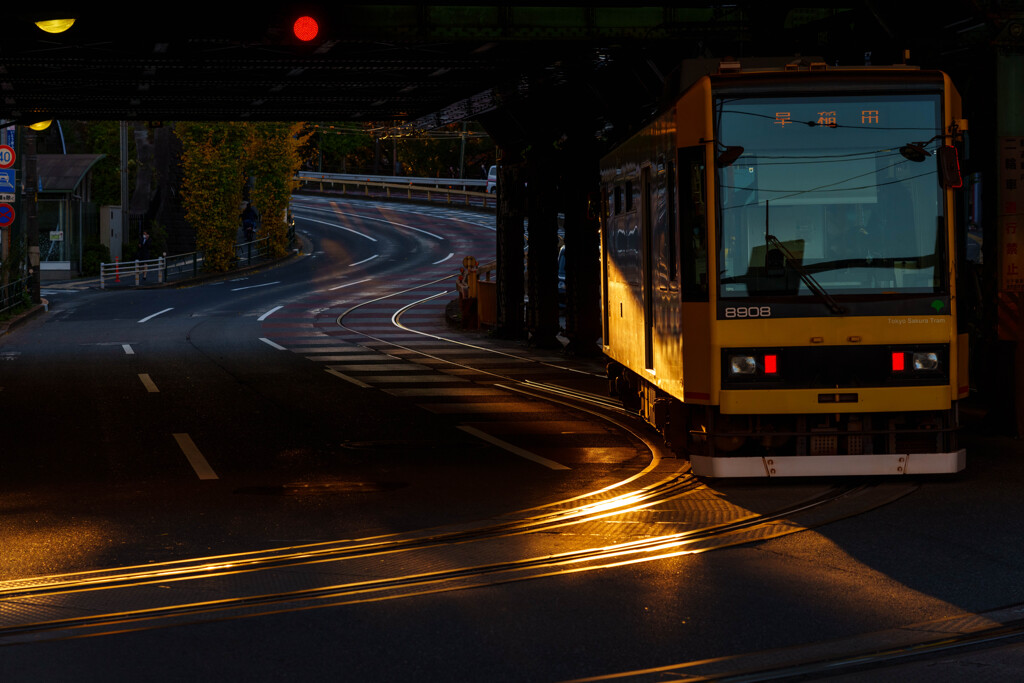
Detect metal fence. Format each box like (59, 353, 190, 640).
(0, 277, 28, 317)
(100, 236, 274, 289)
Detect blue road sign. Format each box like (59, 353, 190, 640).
(0, 169, 15, 192)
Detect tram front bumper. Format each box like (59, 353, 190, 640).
(690, 449, 966, 477)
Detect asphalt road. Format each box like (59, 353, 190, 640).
(2, 196, 1024, 682)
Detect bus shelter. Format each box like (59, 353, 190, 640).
(37, 154, 105, 280)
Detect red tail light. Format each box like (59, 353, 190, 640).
(892, 352, 905, 372)
(764, 354, 778, 374)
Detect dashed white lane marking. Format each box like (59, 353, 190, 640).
(138, 373, 159, 393)
(257, 305, 284, 321)
(231, 281, 280, 292)
(122, 344, 135, 355)
(349, 254, 379, 267)
(433, 252, 454, 265)
(138, 307, 173, 323)
(173, 433, 219, 480)
(259, 337, 287, 351)
(325, 368, 372, 388)
(458, 425, 571, 471)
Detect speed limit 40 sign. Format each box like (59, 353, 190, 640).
(0, 145, 14, 169)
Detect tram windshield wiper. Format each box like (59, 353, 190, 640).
(764, 201, 846, 315)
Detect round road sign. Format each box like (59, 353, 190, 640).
(0, 203, 15, 227)
(0, 145, 14, 169)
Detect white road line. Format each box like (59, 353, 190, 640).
(349, 254, 378, 267)
(257, 305, 284, 321)
(329, 208, 444, 240)
(138, 307, 173, 323)
(325, 367, 372, 388)
(298, 207, 446, 240)
(433, 252, 455, 265)
(259, 337, 287, 351)
(122, 344, 135, 355)
(173, 433, 219, 480)
(457, 426, 571, 471)
(231, 281, 280, 292)
(327, 278, 371, 291)
(300, 216, 378, 242)
(138, 373, 159, 393)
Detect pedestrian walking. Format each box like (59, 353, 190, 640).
(138, 229, 153, 281)
(241, 202, 258, 241)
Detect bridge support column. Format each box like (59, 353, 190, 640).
(495, 160, 525, 338)
(561, 137, 602, 356)
(525, 147, 561, 349)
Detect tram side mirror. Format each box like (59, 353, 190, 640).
(899, 143, 930, 163)
(716, 146, 744, 168)
(937, 145, 963, 189)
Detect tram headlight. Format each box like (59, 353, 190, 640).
(913, 351, 939, 371)
(729, 355, 758, 375)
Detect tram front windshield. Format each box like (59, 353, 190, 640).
(715, 93, 946, 300)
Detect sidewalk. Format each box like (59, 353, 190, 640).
(0, 299, 47, 337)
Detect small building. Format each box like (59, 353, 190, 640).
(37, 153, 105, 280)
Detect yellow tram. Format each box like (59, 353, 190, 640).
(600, 61, 968, 476)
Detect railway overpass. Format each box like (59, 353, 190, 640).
(1, 2, 1022, 423)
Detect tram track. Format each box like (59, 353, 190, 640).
(0, 481, 881, 645)
(0, 276, 919, 645)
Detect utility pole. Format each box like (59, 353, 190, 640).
(23, 128, 39, 304)
(120, 121, 129, 244)
(458, 122, 467, 181)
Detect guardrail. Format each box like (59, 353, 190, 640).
(100, 236, 274, 289)
(99, 256, 167, 288)
(296, 171, 496, 209)
(0, 277, 28, 317)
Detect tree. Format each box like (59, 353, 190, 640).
(174, 122, 246, 272)
(300, 123, 372, 173)
(244, 122, 312, 258)
(62, 121, 135, 207)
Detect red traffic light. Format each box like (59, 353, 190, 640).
(293, 16, 319, 42)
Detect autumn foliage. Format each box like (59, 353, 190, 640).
(175, 122, 310, 271)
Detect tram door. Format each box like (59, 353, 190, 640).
(642, 166, 655, 370)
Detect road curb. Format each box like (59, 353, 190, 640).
(0, 298, 48, 338)
(131, 245, 304, 290)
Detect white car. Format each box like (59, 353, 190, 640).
(485, 165, 497, 193)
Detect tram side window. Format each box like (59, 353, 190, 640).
(679, 146, 709, 301)
(614, 186, 623, 214)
